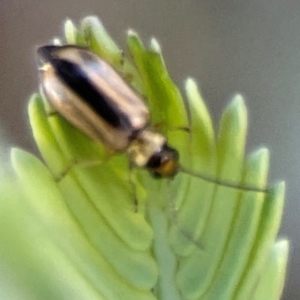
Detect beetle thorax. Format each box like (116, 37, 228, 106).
(126, 129, 166, 168)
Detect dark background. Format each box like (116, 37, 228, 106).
(0, 1, 299, 299)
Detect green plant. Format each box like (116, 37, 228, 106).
(0, 16, 288, 300)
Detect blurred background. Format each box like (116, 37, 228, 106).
(0, 0, 299, 298)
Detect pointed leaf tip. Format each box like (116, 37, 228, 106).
(185, 77, 196, 90)
(233, 93, 245, 103)
(250, 147, 270, 163)
(127, 29, 138, 37)
(255, 147, 269, 157)
(64, 19, 77, 44)
(221, 93, 248, 132)
(150, 38, 161, 53)
(82, 15, 104, 28)
(274, 239, 289, 253)
(228, 93, 246, 112)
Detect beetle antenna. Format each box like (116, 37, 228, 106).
(179, 166, 268, 193)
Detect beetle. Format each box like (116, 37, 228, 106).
(37, 45, 267, 192)
(38, 45, 181, 178)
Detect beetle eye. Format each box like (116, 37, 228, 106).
(146, 145, 179, 178)
(146, 152, 162, 169)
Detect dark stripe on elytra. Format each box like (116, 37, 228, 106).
(50, 58, 132, 129)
